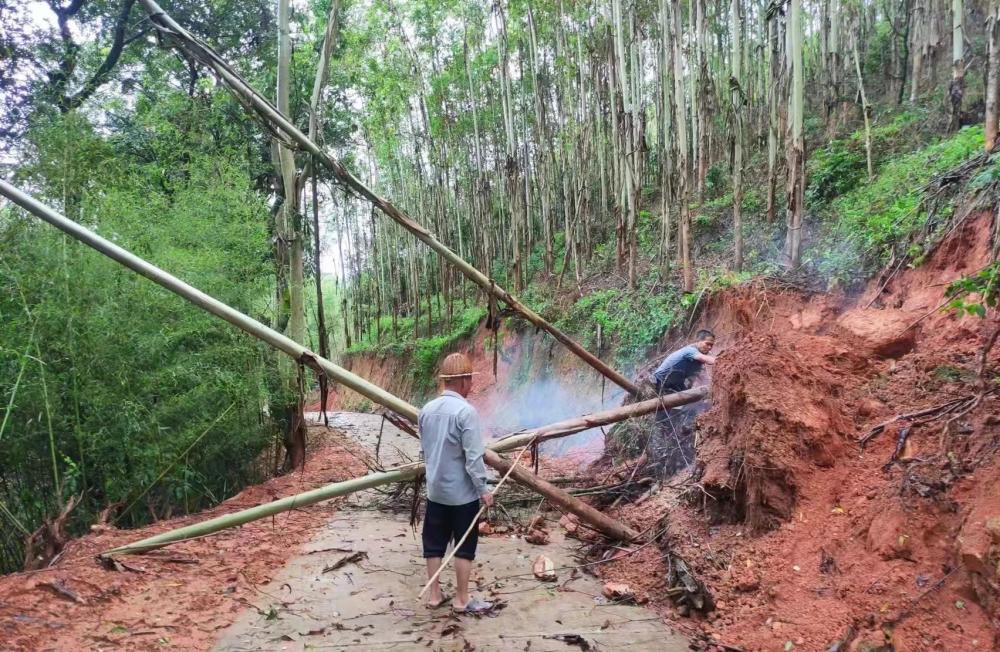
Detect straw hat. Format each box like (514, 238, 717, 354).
(438, 352, 477, 379)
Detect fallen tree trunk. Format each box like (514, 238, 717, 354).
(136, 0, 639, 397)
(494, 390, 706, 450)
(483, 450, 639, 541)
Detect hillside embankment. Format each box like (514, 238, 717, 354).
(327, 210, 999, 651)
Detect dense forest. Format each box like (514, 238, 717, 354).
(1, 0, 999, 577)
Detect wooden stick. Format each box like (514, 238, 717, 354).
(417, 440, 535, 598)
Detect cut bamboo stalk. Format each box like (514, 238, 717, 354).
(137, 0, 640, 397)
(101, 392, 704, 556)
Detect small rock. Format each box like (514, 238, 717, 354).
(528, 515, 547, 530)
(601, 582, 635, 602)
(784, 641, 795, 651)
(477, 521, 493, 536)
(558, 514, 579, 535)
(857, 398, 885, 418)
(532, 555, 556, 581)
(986, 517, 1000, 544)
(525, 529, 549, 545)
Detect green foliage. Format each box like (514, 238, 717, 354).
(703, 163, 728, 200)
(810, 126, 984, 284)
(555, 282, 684, 368)
(410, 306, 487, 392)
(807, 111, 925, 205)
(933, 365, 968, 382)
(0, 107, 279, 573)
(945, 262, 999, 319)
(346, 303, 487, 395)
(969, 153, 1000, 190)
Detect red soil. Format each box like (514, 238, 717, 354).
(596, 211, 1000, 651)
(0, 427, 365, 651)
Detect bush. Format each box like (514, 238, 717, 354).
(810, 125, 983, 284)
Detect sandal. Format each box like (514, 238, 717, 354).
(426, 593, 451, 609)
(452, 596, 494, 614)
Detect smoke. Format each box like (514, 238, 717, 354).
(480, 377, 626, 466)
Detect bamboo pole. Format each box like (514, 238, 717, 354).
(137, 0, 640, 397)
(484, 449, 639, 541)
(102, 392, 704, 556)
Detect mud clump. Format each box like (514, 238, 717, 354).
(696, 331, 867, 531)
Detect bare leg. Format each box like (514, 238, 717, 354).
(425, 557, 443, 606)
(453, 558, 473, 609)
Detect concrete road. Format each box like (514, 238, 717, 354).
(215, 412, 689, 652)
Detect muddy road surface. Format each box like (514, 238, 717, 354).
(215, 412, 688, 651)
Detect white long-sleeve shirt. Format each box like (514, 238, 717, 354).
(418, 390, 489, 505)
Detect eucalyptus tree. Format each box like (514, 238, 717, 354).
(730, 0, 744, 272)
(987, 3, 1000, 150)
(785, 0, 805, 268)
(949, 0, 965, 131)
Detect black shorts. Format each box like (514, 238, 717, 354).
(655, 372, 688, 395)
(422, 499, 480, 561)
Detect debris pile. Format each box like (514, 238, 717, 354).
(695, 330, 867, 531)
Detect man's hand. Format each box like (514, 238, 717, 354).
(480, 492, 494, 508)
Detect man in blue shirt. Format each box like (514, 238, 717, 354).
(419, 352, 493, 614)
(652, 329, 717, 394)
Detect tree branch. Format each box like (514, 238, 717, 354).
(63, 0, 138, 111)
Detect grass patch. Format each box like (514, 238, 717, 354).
(554, 279, 685, 368)
(808, 125, 984, 285)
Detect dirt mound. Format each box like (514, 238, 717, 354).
(697, 330, 868, 531)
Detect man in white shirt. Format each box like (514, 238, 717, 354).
(418, 353, 493, 614)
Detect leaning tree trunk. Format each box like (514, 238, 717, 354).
(853, 37, 874, 181)
(306, 0, 340, 426)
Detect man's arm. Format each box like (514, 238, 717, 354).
(694, 352, 717, 364)
(459, 408, 492, 506)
